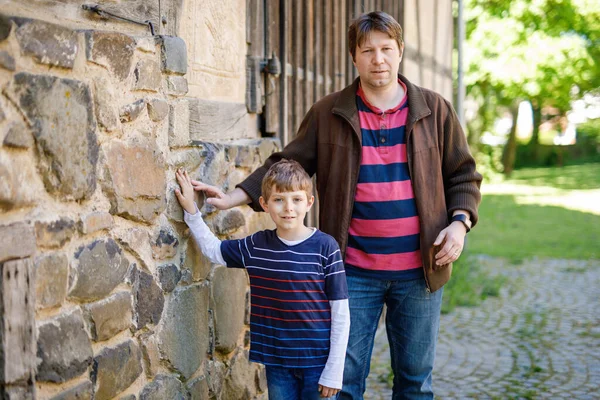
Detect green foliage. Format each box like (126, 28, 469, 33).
(473, 144, 505, 180)
(577, 118, 600, 147)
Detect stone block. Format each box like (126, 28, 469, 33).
(80, 211, 114, 234)
(119, 99, 146, 123)
(213, 209, 246, 236)
(83, 291, 132, 341)
(166, 76, 188, 96)
(221, 350, 261, 400)
(169, 99, 190, 148)
(189, 99, 248, 141)
(134, 59, 161, 92)
(157, 284, 209, 379)
(147, 98, 169, 122)
(179, 268, 193, 285)
(112, 227, 154, 271)
(0, 14, 12, 42)
(151, 228, 179, 260)
(0, 222, 36, 263)
(211, 266, 247, 354)
(0, 50, 15, 71)
(35, 218, 76, 248)
(157, 36, 187, 75)
(36, 309, 93, 383)
(49, 380, 93, 400)
(136, 37, 156, 53)
(5, 73, 98, 200)
(187, 375, 209, 400)
(69, 238, 130, 301)
(92, 78, 119, 133)
(0, 102, 4, 122)
(194, 142, 231, 188)
(0, 153, 38, 210)
(139, 374, 187, 400)
(1, 258, 35, 384)
(1, 385, 34, 399)
(183, 237, 212, 281)
(206, 360, 226, 399)
(34, 253, 68, 310)
(15, 19, 78, 68)
(156, 263, 180, 292)
(92, 340, 143, 400)
(130, 267, 164, 329)
(101, 139, 167, 223)
(138, 332, 161, 378)
(3, 121, 33, 149)
(86, 31, 135, 80)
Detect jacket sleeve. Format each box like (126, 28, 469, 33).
(440, 99, 483, 226)
(236, 106, 319, 212)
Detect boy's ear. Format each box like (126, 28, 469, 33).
(259, 196, 268, 212)
(307, 195, 315, 210)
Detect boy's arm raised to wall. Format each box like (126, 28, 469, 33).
(183, 204, 226, 266)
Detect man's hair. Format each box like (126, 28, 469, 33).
(348, 11, 403, 60)
(261, 159, 313, 201)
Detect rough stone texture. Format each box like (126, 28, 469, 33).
(1, 258, 36, 385)
(206, 360, 226, 400)
(179, 269, 193, 285)
(147, 98, 169, 122)
(80, 211, 114, 234)
(211, 266, 247, 354)
(15, 19, 78, 68)
(1, 385, 34, 400)
(157, 284, 209, 379)
(69, 238, 130, 301)
(139, 374, 187, 400)
(183, 238, 212, 281)
(49, 380, 93, 400)
(83, 291, 132, 341)
(222, 350, 261, 400)
(213, 209, 246, 236)
(0, 147, 40, 211)
(35, 218, 76, 248)
(151, 228, 179, 260)
(112, 227, 154, 271)
(3, 120, 33, 149)
(157, 36, 187, 75)
(131, 267, 164, 329)
(189, 100, 249, 142)
(136, 37, 156, 53)
(0, 101, 5, 122)
(187, 375, 209, 400)
(92, 77, 119, 133)
(86, 31, 135, 80)
(0, 222, 36, 263)
(156, 263, 180, 293)
(34, 253, 68, 310)
(138, 332, 161, 378)
(134, 59, 161, 92)
(0, 14, 12, 42)
(36, 309, 93, 383)
(102, 139, 167, 223)
(119, 99, 146, 123)
(166, 76, 188, 96)
(0, 50, 16, 71)
(5, 73, 98, 200)
(92, 340, 143, 400)
(168, 99, 190, 148)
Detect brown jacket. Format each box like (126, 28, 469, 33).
(238, 74, 482, 292)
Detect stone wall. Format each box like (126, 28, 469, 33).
(0, 10, 275, 400)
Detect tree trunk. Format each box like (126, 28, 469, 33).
(530, 100, 542, 162)
(502, 104, 519, 176)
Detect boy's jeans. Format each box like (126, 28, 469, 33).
(338, 275, 443, 400)
(266, 365, 333, 400)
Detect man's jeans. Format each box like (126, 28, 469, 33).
(266, 365, 333, 400)
(338, 274, 443, 400)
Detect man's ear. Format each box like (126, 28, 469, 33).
(259, 196, 268, 212)
(399, 43, 404, 63)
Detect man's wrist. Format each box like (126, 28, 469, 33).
(451, 214, 471, 233)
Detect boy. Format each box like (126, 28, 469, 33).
(175, 160, 350, 399)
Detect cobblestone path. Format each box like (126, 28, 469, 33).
(364, 257, 600, 399)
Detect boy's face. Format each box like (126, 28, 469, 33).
(259, 187, 314, 235)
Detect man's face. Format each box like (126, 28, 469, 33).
(353, 30, 403, 90)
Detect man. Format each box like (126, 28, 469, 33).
(193, 11, 481, 399)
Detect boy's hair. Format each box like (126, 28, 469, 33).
(261, 159, 313, 201)
(348, 11, 403, 60)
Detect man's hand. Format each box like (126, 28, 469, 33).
(190, 180, 249, 210)
(174, 168, 197, 215)
(318, 385, 340, 398)
(433, 221, 467, 266)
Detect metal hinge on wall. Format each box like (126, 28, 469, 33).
(82, 4, 157, 35)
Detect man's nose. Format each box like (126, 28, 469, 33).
(373, 49, 384, 63)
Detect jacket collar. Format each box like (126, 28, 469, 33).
(332, 73, 432, 132)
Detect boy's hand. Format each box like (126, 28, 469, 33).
(189, 179, 234, 210)
(318, 385, 340, 398)
(175, 168, 197, 215)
